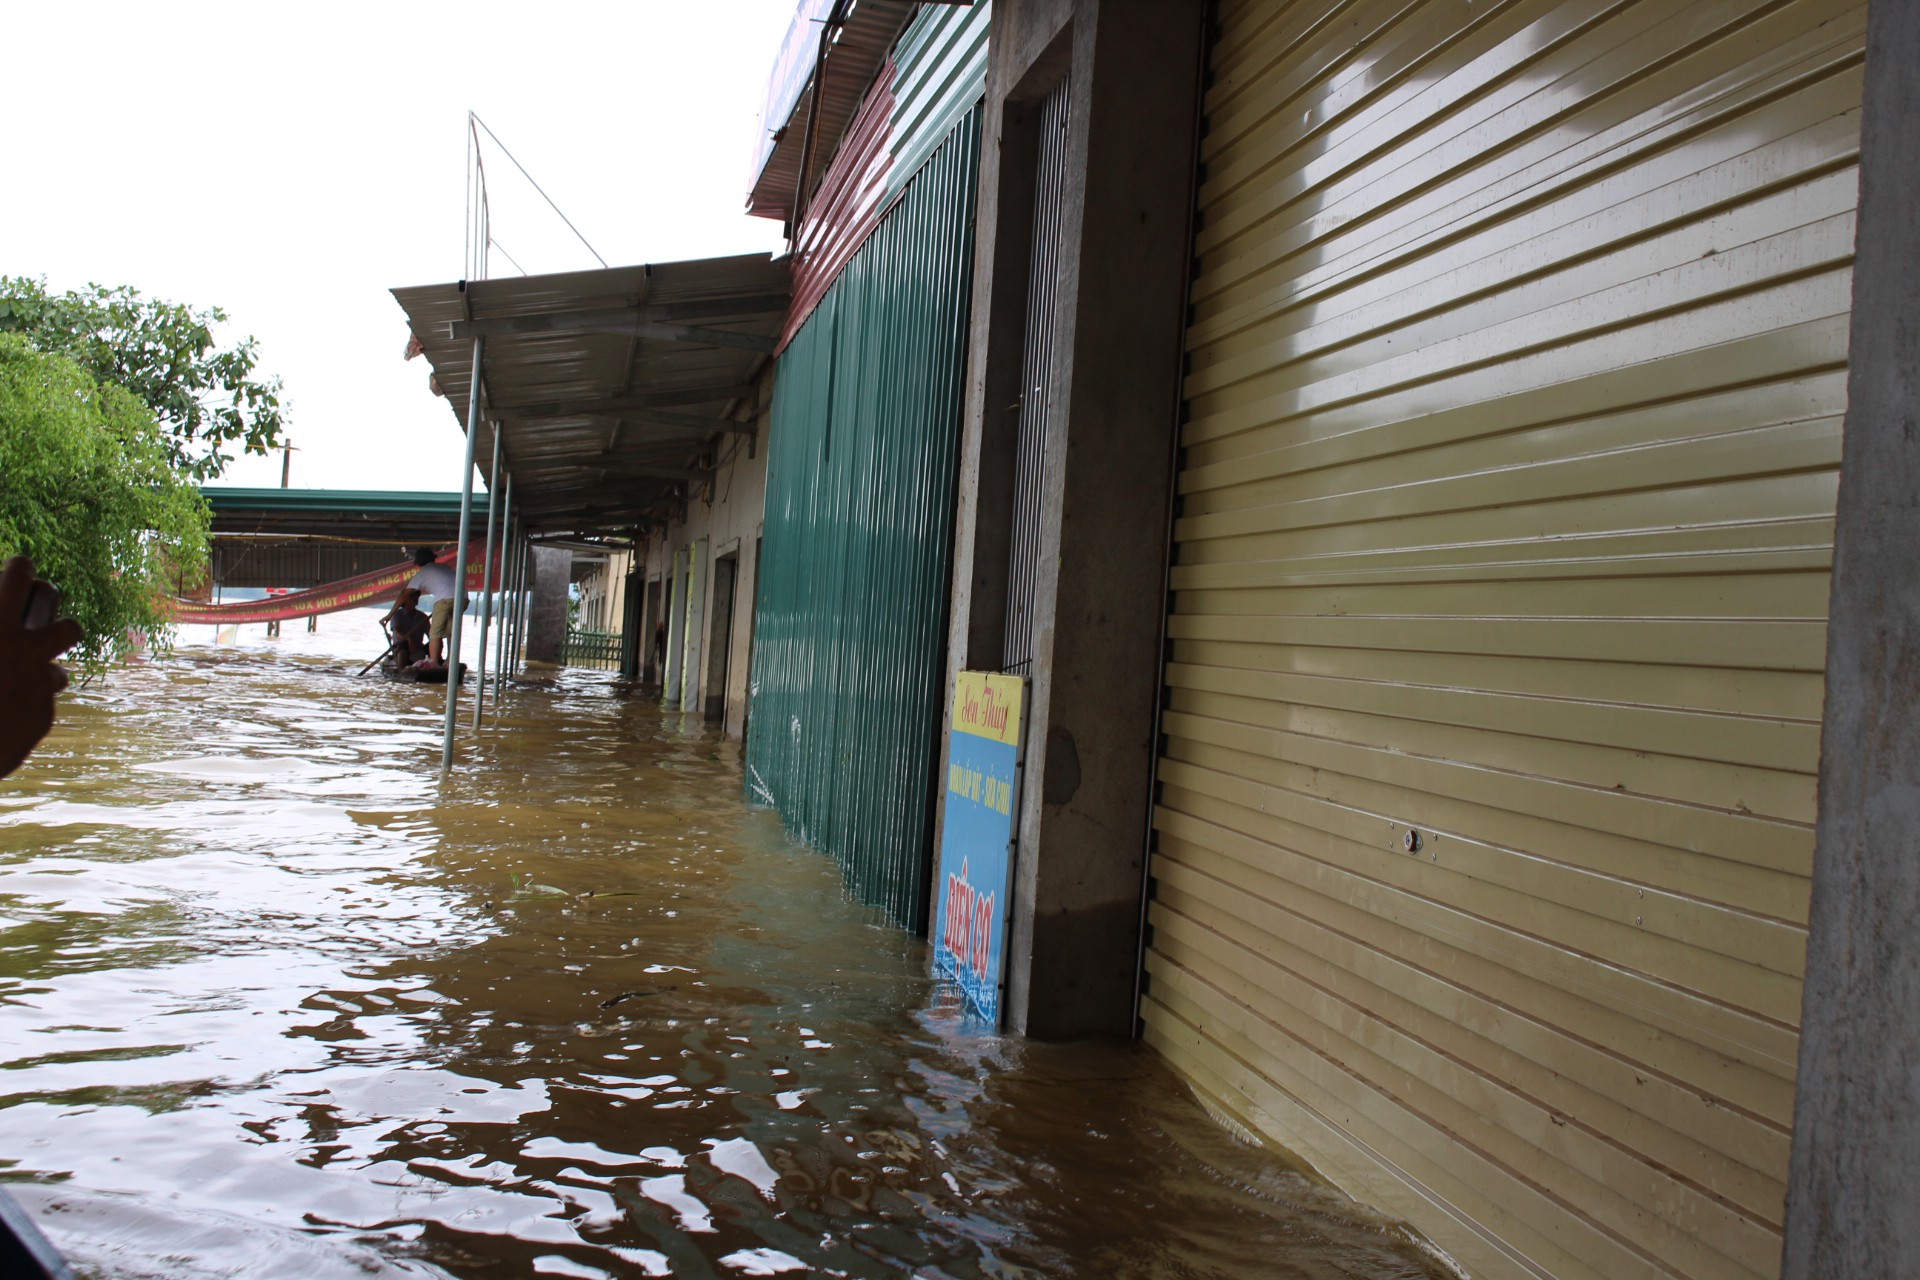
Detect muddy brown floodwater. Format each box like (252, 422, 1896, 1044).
(0, 623, 1451, 1280)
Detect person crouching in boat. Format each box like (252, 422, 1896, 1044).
(406, 548, 459, 669)
(384, 587, 430, 668)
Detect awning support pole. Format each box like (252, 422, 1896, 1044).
(473, 428, 503, 728)
(505, 527, 525, 682)
(490, 475, 515, 712)
(440, 335, 484, 778)
(518, 530, 533, 668)
(510, 527, 528, 678)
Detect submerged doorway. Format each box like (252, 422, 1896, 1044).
(619, 569, 642, 679)
(705, 552, 738, 723)
(643, 577, 664, 686)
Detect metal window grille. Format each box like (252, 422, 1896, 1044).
(1003, 76, 1072, 674)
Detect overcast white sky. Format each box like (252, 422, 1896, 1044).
(3, 2, 798, 492)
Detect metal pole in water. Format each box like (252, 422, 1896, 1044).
(473, 428, 503, 728)
(505, 526, 525, 684)
(491, 475, 514, 712)
(513, 530, 532, 674)
(440, 335, 485, 778)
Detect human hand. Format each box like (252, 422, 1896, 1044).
(0, 556, 86, 778)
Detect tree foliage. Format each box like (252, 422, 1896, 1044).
(0, 335, 210, 671)
(0, 276, 287, 481)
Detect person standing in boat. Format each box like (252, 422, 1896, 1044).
(406, 548, 461, 668)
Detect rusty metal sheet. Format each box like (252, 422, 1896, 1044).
(782, 57, 898, 349)
(779, 3, 993, 350)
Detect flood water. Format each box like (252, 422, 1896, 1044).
(0, 619, 1449, 1279)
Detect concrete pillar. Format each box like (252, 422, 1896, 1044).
(1782, 2, 1920, 1272)
(523, 546, 570, 666)
(727, 536, 762, 739)
(941, 0, 1205, 1038)
(665, 548, 687, 696)
(681, 538, 707, 713)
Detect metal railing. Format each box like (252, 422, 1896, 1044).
(563, 629, 623, 670)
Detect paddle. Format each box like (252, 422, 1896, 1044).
(358, 622, 400, 676)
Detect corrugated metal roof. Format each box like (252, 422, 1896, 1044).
(746, 0, 922, 222)
(201, 487, 468, 542)
(749, 0, 839, 189)
(202, 487, 466, 515)
(391, 253, 790, 540)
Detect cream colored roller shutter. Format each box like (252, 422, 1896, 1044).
(1143, 2, 1864, 1278)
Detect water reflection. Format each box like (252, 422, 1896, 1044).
(0, 624, 1446, 1278)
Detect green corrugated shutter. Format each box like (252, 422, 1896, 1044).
(747, 108, 981, 930)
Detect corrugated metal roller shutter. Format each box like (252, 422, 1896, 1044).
(1143, 3, 1863, 1278)
(747, 107, 982, 930)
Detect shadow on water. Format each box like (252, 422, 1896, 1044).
(0, 624, 1450, 1279)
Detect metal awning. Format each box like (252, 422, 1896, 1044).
(391, 253, 791, 540)
(747, 0, 923, 223)
(200, 486, 468, 543)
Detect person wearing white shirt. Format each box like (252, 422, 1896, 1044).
(406, 548, 460, 667)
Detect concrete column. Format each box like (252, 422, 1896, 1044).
(940, 0, 1205, 1038)
(523, 546, 570, 666)
(665, 548, 688, 696)
(681, 538, 708, 713)
(727, 535, 762, 739)
(1782, 2, 1920, 1272)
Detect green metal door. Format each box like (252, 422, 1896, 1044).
(747, 108, 981, 930)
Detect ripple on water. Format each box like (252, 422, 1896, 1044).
(0, 622, 1455, 1279)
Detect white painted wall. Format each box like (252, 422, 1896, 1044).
(636, 368, 773, 736)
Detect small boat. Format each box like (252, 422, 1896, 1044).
(378, 662, 467, 685)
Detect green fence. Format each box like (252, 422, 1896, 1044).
(563, 629, 623, 671)
(745, 108, 981, 931)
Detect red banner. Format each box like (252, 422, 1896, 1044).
(168, 543, 496, 626)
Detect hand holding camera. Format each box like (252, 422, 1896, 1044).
(0, 556, 86, 778)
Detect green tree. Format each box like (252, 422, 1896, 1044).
(0, 335, 211, 671)
(0, 276, 287, 481)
